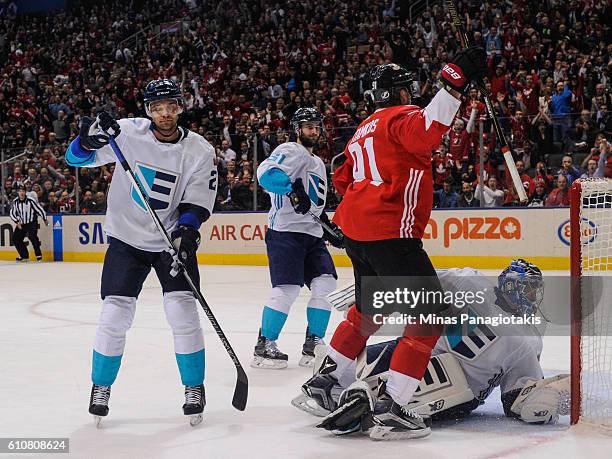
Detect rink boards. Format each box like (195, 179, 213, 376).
(0, 208, 577, 270)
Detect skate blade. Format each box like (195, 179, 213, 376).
(291, 393, 330, 417)
(331, 422, 362, 436)
(93, 415, 104, 428)
(189, 413, 203, 426)
(250, 356, 288, 369)
(298, 354, 315, 367)
(369, 425, 431, 441)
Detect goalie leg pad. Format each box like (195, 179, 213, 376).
(407, 353, 476, 418)
(354, 341, 396, 388)
(327, 281, 356, 312)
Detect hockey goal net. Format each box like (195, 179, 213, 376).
(570, 178, 612, 430)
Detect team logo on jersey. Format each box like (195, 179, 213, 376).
(445, 308, 498, 360)
(307, 172, 326, 207)
(131, 162, 180, 212)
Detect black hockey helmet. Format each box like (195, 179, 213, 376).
(290, 107, 324, 133)
(364, 64, 419, 110)
(290, 107, 324, 148)
(143, 79, 184, 116)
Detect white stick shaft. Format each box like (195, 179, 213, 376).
(503, 149, 528, 202)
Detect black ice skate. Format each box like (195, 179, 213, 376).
(299, 328, 325, 367)
(36, 255, 42, 262)
(369, 394, 431, 441)
(89, 384, 111, 427)
(183, 384, 205, 426)
(251, 330, 288, 369)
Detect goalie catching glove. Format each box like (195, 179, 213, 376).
(504, 374, 570, 424)
(79, 111, 121, 151)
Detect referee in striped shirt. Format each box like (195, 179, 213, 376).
(9, 185, 49, 262)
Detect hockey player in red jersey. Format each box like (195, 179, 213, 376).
(301, 48, 487, 441)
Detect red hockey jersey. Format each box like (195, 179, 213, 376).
(333, 89, 461, 241)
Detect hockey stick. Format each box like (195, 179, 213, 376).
(107, 136, 248, 411)
(307, 210, 341, 239)
(287, 191, 344, 243)
(445, 0, 528, 203)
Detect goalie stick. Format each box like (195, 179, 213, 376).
(107, 136, 248, 412)
(446, 0, 528, 203)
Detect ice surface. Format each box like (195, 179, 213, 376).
(0, 262, 610, 459)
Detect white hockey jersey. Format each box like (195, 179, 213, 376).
(257, 142, 327, 238)
(434, 268, 544, 400)
(68, 118, 217, 251)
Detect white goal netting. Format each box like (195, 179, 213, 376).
(575, 178, 612, 430)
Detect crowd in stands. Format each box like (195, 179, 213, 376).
(0, 0, 610, 215)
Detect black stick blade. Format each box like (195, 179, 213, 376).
(232, 366, 249, 411)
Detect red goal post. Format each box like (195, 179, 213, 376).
(570, 177, 612, 430)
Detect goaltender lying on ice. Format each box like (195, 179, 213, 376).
(292, 264, 570, 435)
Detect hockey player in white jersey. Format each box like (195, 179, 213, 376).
(252, 107, 343, 369)
(296, 260, 570, 439)
(65, 79, 217, 426)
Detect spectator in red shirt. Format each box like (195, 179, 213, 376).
(512, 71, 539, 116)
(510, 110, 528, 149)
(545, 175, 570, 207)
(490, 64, 510, 98)
(58, 190, 76, 213)
(432, 144, 453, 188)
(529, 161, 554, 195)
(449, 118, 471, 175)
(520, 37, 537, 64)
(461, 88, 486, 123)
